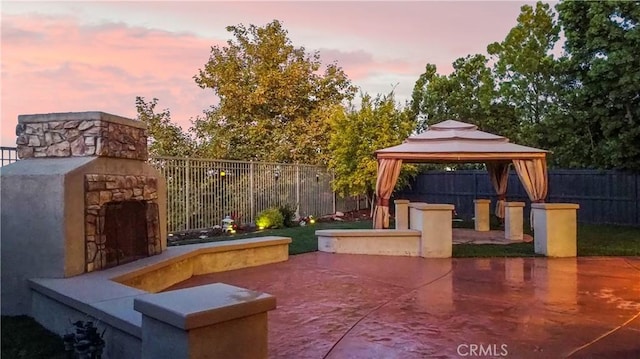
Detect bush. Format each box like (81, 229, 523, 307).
(256, 207, 284, 229)
(278, 204, 297, 227)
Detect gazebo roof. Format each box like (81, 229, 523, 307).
(375, 119, 548, 162)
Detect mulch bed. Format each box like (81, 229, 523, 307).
(168, 209, 372, 243)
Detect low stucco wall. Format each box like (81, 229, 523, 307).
(316, 229, 421, 256)
(114, 237, 291, 292)
(28, 236, 290, 359)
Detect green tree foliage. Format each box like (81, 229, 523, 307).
(135, 97, 194, 157)
(193, 20, 356, 165)
(328, 92, 417, 206)
(555, 0, 640, 170)
(411, 55, 520, 140)
(487, 2, 560, 145)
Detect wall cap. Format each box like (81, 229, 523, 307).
(134, 283, 276, 330)
(409, 203, 455, 211)
(532, 203, 580, 210)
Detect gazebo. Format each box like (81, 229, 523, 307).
(373, 120, 549, 229)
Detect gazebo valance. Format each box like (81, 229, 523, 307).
(373, 120, 549, 229)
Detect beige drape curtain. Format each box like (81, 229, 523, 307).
(512, 159, 548, 202)
(486, 162, 510, 218)
(513, 158, 548, 228)
(372, 159, 403, 229)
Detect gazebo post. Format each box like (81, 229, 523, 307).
(504, 202, 525, 241)
(394, 199, 410, 230)
(473, 199, 491, 232)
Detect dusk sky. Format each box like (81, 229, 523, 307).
(1, 1, 548, 147)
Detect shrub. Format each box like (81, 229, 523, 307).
(278, 204, 297, 227)
(256, 207, 284, 229)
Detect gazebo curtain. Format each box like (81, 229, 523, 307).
(512, 159, 548, 203)
(513, 158, 548, 228)
(373, 159, 403, 229)
(486, 162, 510, 219)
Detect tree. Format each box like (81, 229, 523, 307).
(555, 0, 640, 170)
(328, 91, 417, 208)
(487, 1, 561, 146)
(410, 55, 520, 140)
(135, 97, 194, 157)
(193, 20, 356, 165)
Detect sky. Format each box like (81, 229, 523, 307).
(1, 1, 546, 147)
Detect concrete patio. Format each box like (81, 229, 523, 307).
(168, 253, 640, 359)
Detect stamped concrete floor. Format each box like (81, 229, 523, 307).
(167, 254, 640, 359)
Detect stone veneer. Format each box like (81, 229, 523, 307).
(16, 112, 147, 160)
(85, 174, 161, 272)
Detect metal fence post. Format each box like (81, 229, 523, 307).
(249, 161, 255, 223)
(332, 172, 336, 214)
(185, 158, 190, 229)
(295, 165, 300, 218)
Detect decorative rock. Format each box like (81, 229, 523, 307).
(86, 191, 100, 206)
(63, 120, 80, 129)
(28, 136, 41, 146)
(45, 132, 64, 145)
(33, 148, 47, 158)
(16, 134, 28, 145)
(78, 121, 94, 131)
(99, 190, 112, 203)
(49, 121, 64, 130)
(86, 222, 96, 236)
(70, 136, 86, 156)
(25, 124, 41, 135)
(66, 129, 80, 140)
(17, 146, 34, 159)
(45, 141, 70, 157)
(15, 123, 25, 135)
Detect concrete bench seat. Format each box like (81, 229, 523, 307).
(316, 229, 421, 256)
(28, 236, 290, 358)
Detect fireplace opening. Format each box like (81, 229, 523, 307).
(103, 201, 150, 268)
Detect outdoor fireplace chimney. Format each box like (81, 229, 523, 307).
(1, 112, 167, 315)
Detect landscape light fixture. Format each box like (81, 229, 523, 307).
(220, 170, 226, 178)
(316, 173, 320, 182)
(274, 167, 281, 181)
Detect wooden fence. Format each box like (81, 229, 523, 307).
(395, 169, 640, 226)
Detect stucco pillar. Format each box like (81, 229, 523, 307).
(410, 203, 454, 258)
(135, 283, 276, 359)
(532, 203, 580, 257)
(504, 202, 525, 241)
(473, 199, 491, 232)
(394, 199, 410, 230)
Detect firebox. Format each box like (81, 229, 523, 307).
(101, 201, 156, 268)
(85, 173, 162, 272)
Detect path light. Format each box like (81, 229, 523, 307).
(219, 170, 226, 179)
(316, 173, 320, 182)
(274, 166, 281, 181)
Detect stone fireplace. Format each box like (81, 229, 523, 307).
(2, 112, 167, 314)
(85, 174, 161, 271)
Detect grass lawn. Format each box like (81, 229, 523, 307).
(170, 219, 640, 257)
(170, 220, 373, 255)
(1, 315, 67, 359)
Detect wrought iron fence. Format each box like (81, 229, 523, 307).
(150, 157, 338, 232)
(1, 147, 18, 167)
(1, 147, 365, 232)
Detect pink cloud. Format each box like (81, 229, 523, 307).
(1, 14, 219, 145)
(1, 1, 531, 146)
